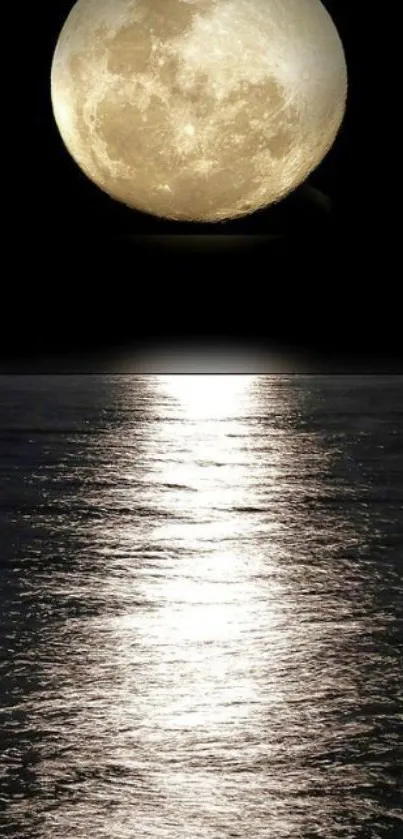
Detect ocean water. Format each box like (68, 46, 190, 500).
(0, 374, 402, 839)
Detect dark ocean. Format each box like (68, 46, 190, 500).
(0, 375, 402, 839)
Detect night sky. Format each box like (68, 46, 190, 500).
(7, 1, 394, 373)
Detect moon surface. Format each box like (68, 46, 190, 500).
(51, 0, 348, 222)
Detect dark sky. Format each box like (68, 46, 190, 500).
(6, 1, 395, 373)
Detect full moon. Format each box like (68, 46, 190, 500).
(51, 0, 347, 222)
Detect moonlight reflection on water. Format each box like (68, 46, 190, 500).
(93, 375, 306, 836)
(156, 374, 255, 418)
(0, 375, 402, 839)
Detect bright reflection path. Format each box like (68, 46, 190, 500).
(99, 374, 297, 836)
(157, 374, 255, 419)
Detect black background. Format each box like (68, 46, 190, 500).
(5, 1, 394, 372)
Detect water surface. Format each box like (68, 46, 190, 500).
(1, 375, 402, 838)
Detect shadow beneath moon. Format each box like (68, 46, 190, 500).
(120, 233, 285, 254)
(297, 183, 333, 213)
(118, 184, 334, 253)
